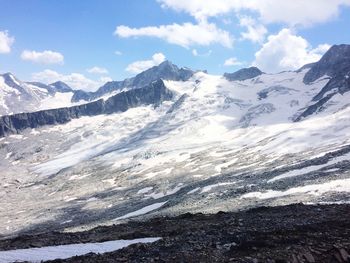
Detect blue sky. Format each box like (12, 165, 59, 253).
(0, 0, 350, 91)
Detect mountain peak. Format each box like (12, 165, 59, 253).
(224, 67, 263, 81)
(1, 72, 22, 87)
(158, 60, 174, 67)
(50, 81, 73, 93)
(303, 44, 350, 84)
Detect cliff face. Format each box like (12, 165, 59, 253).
(0, 79, 173, 137)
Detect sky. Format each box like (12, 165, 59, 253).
(0, 0, 350, 91)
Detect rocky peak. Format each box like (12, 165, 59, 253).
(132, 60, 194, 87)
(1, 72, 21, 87)
(50, 81, 73, 93)
(224, 67, 263, 81)
(72, 61, 196, 103)
(303, 44, 350, 84)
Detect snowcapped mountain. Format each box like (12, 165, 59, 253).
(0, 73, 76, 116)
(0, 61, 198, 116)
(1, 44, 350, 237)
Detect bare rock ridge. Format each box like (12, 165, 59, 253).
(0, 79, 173, 137)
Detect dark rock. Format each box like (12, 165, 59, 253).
(303, 44, 350, 84)
(224, 67, 263, 81)
(295, 44, 350, 121)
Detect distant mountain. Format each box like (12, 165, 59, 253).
(0, 61, 198, 115)
(71, 60, 197, 102)
(224, 67, 263, 81)
(0, 73, 75, 116)
(0, 73, 57, 115)
(49, 81, 74, 93)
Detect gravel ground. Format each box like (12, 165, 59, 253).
(0, 203, 349, 262)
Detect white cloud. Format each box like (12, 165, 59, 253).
(126, 53, 166, 74)
(253, 28, 330, 72)
(32, 69, 109, 91)
(0, 31, 14, 54)
(99, 76, 113, 83)
(21, 50, 64, 64)
(115, 50, 123, 56)
(239, 16, 267, 43)
(192, 49, 212, 57)
(115, 21, 233, 48)
(87, 66, 109, 74)
(224, 57, 243, 66)
(158, 0, 350, 26)
(310, 44, 332, 55)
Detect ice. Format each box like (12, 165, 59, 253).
(145, 184, 184, 199)
(4, 152, 11, 160)
(137, 187, 153, 194)
(0, 238, 160, 263)
(268, 152, 350, 183)
(215, 158, 238, 172)
(38, 92, 78, 110)
(113, 201, 167, 221)
(187, 187, 201, 194)
(201, 182, 236, 193)
(241, 178, 350, 200)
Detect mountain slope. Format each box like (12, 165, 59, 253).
(1, 45, 350, 237)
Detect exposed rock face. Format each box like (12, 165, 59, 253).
(295, 44, 350, 121)
(0, 80, 173, 137)
(224, 67, 263, 81)
(72, 61, 195, 102)
(303, 44, 350, 84)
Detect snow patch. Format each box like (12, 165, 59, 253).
(137, 187, 153, 194)
(113, 201, 167, 221)
(201, 182, 236, 193)
(0, 238, 160, 263)
(241, 178, 350, 200)
(268, 152, 350, 183)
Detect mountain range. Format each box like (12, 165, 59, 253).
(0, 44, 350, 241)
(0, 61, 197, 116)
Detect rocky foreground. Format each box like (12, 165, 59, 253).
(0, 204, 349, 262)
